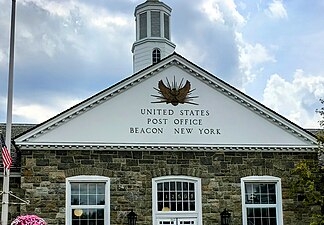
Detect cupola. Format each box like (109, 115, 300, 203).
(132, 0, 176, 73)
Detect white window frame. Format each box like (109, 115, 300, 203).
(241, 176, 283, 225)
(152, 176, 202, 225)
(152, 48, 161, 64)
(66, 175, 110, 225)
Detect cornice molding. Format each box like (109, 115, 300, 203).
(17, 143, 318, 153)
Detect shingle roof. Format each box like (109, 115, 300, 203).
(0, 123, 35, 172)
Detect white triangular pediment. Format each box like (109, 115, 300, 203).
(15, 54, 318, 150)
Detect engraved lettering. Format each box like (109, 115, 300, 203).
(173, 118, 202, 126)
(174, 128, 194, 134)
(141, 108, 174, 116)
(147, 118, 168, 125)
(130, 127, 163, 134)
(198, 128, 221, 135)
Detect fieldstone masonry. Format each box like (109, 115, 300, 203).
(14, 148, 317, 225)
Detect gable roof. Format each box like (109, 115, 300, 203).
(14, 53, 318, 152)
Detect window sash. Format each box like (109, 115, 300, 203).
(152, 49, 161, 64)
(66, 176, 110, 225)
(241, 176, 283, 225)
(71, 208, 105, 225)
(71, 182, 106, 206)
(152, 176, 202, 225)
(156, 181, 196, 212)
(246, 207, 277, 225)
(245, 183, 276, 205)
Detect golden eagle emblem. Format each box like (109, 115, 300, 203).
(152, 77, 198, 106)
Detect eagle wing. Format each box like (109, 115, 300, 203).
(158, 80, 173, 101)
(176, 81, 191, 103)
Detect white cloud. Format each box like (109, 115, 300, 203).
(201, 0, 224, 24)
(14, 104, 58, 123)
(265, 0, 288, 19)
(200, 0, 245, 27)
(90, 16, 128, 28)
(263, 70, 324, 128)
(15, 0, 132, 61)
(176, 40, 207, 66)
(13, 96, 81, 123)
(21, 0, 73, 18)
(236, 32, 275, 87)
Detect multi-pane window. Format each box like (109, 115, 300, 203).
(152, 49, 161, 64)
(66, 176, 110, 225)
(245, 183, 276, 225)
(153, 176, 202, 225)
(71, 183, 105, 225)
(157, 181, 196, 212)
(241, 176, 283, 225)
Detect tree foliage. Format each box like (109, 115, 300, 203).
(316, 99, 324, 145)
(290, 99, 324, 225)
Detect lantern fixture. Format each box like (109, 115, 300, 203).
(220, 208, 231, 225)
(127, 209, 137, 225)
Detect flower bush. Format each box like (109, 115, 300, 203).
(11, 215, 46, 225)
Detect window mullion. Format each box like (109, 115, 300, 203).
(71, 205, 105, 209)
(246, 204, 277, 208)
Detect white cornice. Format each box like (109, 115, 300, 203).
(131, 38, 176, 52)
(16, 142, 318, 153)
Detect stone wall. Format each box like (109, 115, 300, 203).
(19, 148, 317, 225)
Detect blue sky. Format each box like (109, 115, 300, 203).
(0, 0, 323, 128)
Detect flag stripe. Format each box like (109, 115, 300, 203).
(1, 135, 12, 170)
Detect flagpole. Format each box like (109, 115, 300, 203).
(2, 0, 16, 224)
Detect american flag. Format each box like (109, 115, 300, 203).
(1, 134, 12, 170)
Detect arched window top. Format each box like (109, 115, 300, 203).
(67, 175, 110, 182)
(152, 48, 161, 64)
(153, 176, 200, 183)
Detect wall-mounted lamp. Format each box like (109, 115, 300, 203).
(127, 209, 137, 225)
(220, 208, 231, 225)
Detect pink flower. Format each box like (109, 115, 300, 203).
(11, 215, 46, 225)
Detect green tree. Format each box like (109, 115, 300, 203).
(317, 99, 324, 145)
(291, 99, 324, 225)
